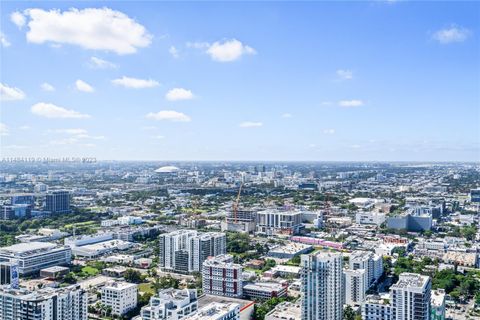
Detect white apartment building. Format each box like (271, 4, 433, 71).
(390, 273, 431, 320)
(344, 269, 366, 306)
(202, 255, 243, 298)
(256, 210, 303, 235)
(349, 251, 383, 288)
(159, 230, 226, 273)
(361, 295, 392, 320)
(355, 212, 386, 226)
(102, 281, 138, 316)
(140, 288, 198, 320)
(184, 302, 240, 320)
(0, 284, 88, 320)
(301, 252, 343, 320)
(0, 242, 71, 275)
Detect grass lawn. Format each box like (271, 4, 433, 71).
(138, 283, 155, 295)
(81, 266, 100, 276)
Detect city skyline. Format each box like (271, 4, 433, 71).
(1, 1, 479, 161)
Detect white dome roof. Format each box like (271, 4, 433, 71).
(155, 166, 180, 173)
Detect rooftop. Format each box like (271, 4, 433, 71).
(0, 242, 58, 255)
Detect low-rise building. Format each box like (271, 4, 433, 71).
(242, 282, 287, 301)
(0, 242, 71, 275)
(265, 301, 301, 320)
(140, 288, 198, 320)
(184, 302, 240, 320)
(102, 281, 138, 316)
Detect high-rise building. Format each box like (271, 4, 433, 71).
(0, 284, 88, 320)
(140, 288, 198, 320)
(431, 289, 446, 320)
(301, 252, 343, 320)
(102, 281, 138, 316)
(349, 251, 383, 288)
(45, 190, 71, 214)
(0, 261, 19, 288)
(159, 230, 226, 273)
(390, 273, 431, 320)
(344, 269, 366, 306)
(1, 204, 32, 220)
(202, 254, 243, 298)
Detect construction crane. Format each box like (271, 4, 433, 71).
(233, 183, 244, 223)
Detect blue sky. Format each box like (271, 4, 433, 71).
(1, 1, 479, 161)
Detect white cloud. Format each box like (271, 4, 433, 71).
(31, 102, 91, 119)
(338, 100, 364, 107)
(1, 32, 11, 47)
(207, 39, 256, 62)
(169, 46, 179, 58)
(19, 125, 31, 130)
(336, 69, 353, 80)
(89, 56, 117, 69)
(112, 76, 159, 89)
(146, 110, 191, 122)
(50, 138, 79, 145)
(323, 129, 335, 135)
(22, 7, 152, 54)
(433, 26, 471, 44)
(152, 135, 165, 140)
(166, 88, 194, 101)
(281, 113, 292, 118)
(239, 121, 263, 128)
(11, 11, 26, 28)
(142, 126, 157, 131)
(0, 123, 9, 136)
(0, 83, 26, 101)
(75, 79, 95, 92)
(189, 39, 256, 62)
(41, 82, 55, 91)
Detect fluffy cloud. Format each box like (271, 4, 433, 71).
(281, 113, 292, 118)
(189, 39, 256, 62)
(323, 129, 335, 135)
(166, 88, 194, 101)
(169, 46, 179, 58)
(112, 76, 159, 89)
(41, 82, 55, 91)
(336, 69, 353, 80)
(146, 110, 191, 122)
(11, 11, 26, 28)
(433, 26, 471, 44)
(0, 123, 9, 136)
(89, 56, 117, 69)
(31, 102, 91, 119)
(338, 100, 364, 107)
(75, 79, 95, 92)
(1, 32, 11, 47)
(0, 83, 25, 101)
(207, 39, 256, 62)
(239, 121, 263, 128)
(20, 8, 152, 54)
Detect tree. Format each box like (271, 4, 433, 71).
(63, 272, 77, 284)
(343, 305, 356, 320)
(124, 269, 143, 284)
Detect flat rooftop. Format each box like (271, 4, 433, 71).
(198, 294, 254, 311)
(0, 242, 58, 255)
(391, 273, 429, 290)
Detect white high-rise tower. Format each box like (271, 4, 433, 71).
(301, 252, 343, 320)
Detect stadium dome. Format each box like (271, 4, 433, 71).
(155, 166, 180, 173)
